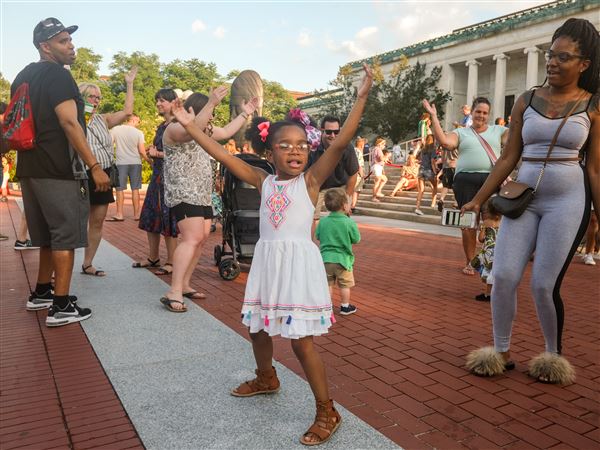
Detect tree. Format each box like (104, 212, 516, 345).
(262, 79, 297, 121)
(102, 51, 164, 140)
(363, 61, 451, 143)
(162, 58, 221, 93)
(0, 72, 10, 103)
(70, 47, 102, 83)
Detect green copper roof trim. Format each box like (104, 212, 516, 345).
(349, 0, 597, 69)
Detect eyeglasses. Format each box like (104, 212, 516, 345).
(87, 94, 102, 101)
(544, 50, 586, 64)
(323, 129, 340, 136)
(274, 143, 310, 153)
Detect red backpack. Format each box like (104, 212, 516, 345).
(2, 83, 36, 151)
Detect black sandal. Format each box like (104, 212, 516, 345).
(81, 264, 106, 277)
(155, 263, 173, 276)
(132, 258, 160, 268)
(160, 297, 187, 313)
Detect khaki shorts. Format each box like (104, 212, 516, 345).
(313, 188, 331, 220)
(324, 263, 355, 288)
(355, 174, 364, 192)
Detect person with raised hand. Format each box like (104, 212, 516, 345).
(171, 64, 373, 445)
(159, 88, 258, 311)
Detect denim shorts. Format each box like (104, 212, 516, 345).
(116, 164, 142, 191)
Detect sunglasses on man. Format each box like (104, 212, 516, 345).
(323, 129, 340, 136)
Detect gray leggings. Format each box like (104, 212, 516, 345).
(491, 162, 590, 354)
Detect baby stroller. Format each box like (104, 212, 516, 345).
(214, 154, 275, 280)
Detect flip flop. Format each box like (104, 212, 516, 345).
(160, 297, 187, 313)
(81, 264, 106, 277)
(183, 291, 206, 300)
(155, 263, 173, 276)
(132, 258, 160, 268)
(106, 217, 125, 222)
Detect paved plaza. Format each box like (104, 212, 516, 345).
(1, 195, 598, 450)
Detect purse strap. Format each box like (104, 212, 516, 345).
(532, 91, 586, 192)
(470, 127, 498, 165)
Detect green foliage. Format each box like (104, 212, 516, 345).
(70, 47, 102, 84)
(142, 160, 152, 184)
(0, 72, 10, 103)
(162, 59, 221, 93)
(262, 79, 297, 121)
(316, 60, 451, 143)
(363, 61, 451, 143)
(102, 51, 164, 140)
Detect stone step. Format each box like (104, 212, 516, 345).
(357, 198, 442, 216)
(358, 195, 448, 208)
(353, 206, 442, 225)
(360, 189, 456, 201)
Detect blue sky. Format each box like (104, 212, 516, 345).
(1, 1, 545, 93)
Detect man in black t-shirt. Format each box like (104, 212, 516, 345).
(308, 116, 359, 231)
(13, 17, 110, 327)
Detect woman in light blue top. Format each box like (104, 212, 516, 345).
(423, 97, 508, 275)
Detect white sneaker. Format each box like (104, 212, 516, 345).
(415, 208, 424, 216)
(582, 254, 596, 265)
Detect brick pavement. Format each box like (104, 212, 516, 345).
(2, 195, 598, 449)
(0, 199, 144, 450)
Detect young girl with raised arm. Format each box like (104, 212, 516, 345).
(171, 64, 372, 445)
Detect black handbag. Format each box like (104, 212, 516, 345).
(490, 181, 534, 219)
(108, 163, 120, 188)
(490, 93, 585, 219)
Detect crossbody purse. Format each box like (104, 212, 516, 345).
(489, 93, 585, 219)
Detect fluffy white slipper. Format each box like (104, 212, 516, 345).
(465, 346, 506, 377)
(528, 352, 575, 385)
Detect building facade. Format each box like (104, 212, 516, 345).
(299, 0, 599, 130)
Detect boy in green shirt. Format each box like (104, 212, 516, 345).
(315, 188, 361, 315)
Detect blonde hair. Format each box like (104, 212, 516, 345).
(324, 188, 347, 212)
(78, 82, 101, 98)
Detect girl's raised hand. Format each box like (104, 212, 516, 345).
(209, 86, 229, 106)
(242, 97, 259, 116)
(357, 63, 374, 99)
(422, 99, 437, 117)
(124, 66, 138, 84)
(172, 100, 196, 127)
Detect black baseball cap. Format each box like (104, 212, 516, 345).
(33, 17, 78, 49)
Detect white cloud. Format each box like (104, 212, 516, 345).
(213, 26, 226, 39)
(356, 26, 378, 40)
(191, 19, 206, 33)
(325, 26, 380, 59)
(297, 31, 311, 47)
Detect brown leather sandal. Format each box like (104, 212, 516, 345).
(300, 399, 342, 446)
(231, 366, 280, 397)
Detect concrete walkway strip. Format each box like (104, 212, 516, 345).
(72, 240, 399, 450)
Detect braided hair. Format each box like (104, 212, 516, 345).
(552, 18, 599, 94)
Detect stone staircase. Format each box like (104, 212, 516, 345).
(355, 166, 455, 225)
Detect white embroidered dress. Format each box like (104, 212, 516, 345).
(242, 173, 334, 338)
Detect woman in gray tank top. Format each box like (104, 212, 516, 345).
(463, 18, 599, 384)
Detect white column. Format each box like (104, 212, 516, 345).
(524, 47, 542, 89)
(465, 59, 481, 105)
(440, 63, 455, 130)
(492, 54, 510, 120)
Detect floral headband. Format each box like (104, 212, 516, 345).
(287, 108, 321, 150)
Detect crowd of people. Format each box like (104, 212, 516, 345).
(0, 14, 598, 446)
